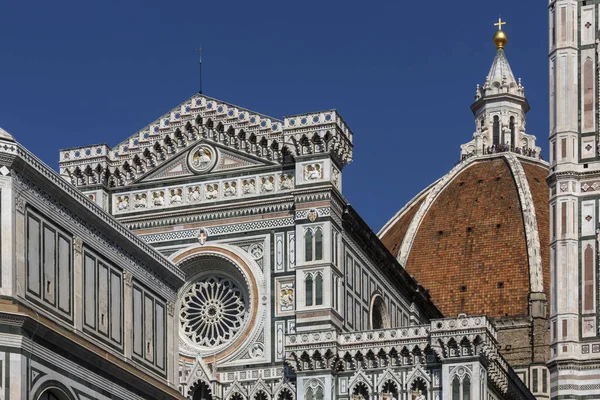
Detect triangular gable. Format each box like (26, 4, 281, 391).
(186, 356, 215, 386)
(59, 92, 354, 190)
(224, 381, 247, 399)
(141, 151, 194, 182)
(348, 369, 372, 392)
(376, 367, 402, 392)
(133, 142, 274, 185)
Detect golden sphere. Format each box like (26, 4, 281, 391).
(493, 30, 508, 49)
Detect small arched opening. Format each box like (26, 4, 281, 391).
(38, 389, 70, 400)
(193, 381, 213, 400)
(370, 295, 390, 330)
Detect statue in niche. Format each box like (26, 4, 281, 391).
(152, 190, 165, 207)
(261, 176, 274, 192)
(116, 195, 129, 211)
(305, 164, 322, 181)
(187, 186, 201, 202)
(224, 181, 237, 197)
(191, 146, 213, 170)
(332, 168, 340, 186)
(280, 288, 294, 308)
(251, 343, 264, 358)
(242, 179, 256, 195)
(134, 193, 147, 208)
(413, 391, 426, 400)
(170, 188, 183, 205)
(279, 174, 293, 190)
(205, 184, 218, 200)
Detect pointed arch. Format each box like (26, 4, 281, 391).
(348, 369, 372, 395)
(305, 273, 313, 307)
(224, 381, 247, 400)
(315, 272, 323, 306)
(376, 368, 402, 394)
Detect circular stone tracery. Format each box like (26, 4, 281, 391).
(180, 276, 247, 347)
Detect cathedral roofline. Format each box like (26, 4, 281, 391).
(343, 205, 443, 320)
(0, 126, 15, 142)
(59, 94, 355, 190)
(0, 135, 186, 289)
(380, 152, 548, 301)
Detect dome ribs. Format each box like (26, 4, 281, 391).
(403, 158, 535, 318)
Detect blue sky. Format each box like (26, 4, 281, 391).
(0, 0, 548, 231)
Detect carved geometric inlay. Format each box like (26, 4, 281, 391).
(586, 144, 593, 151)
(592, 183, 600, 191)
(586, 22, 592, 29)
(180, 276, 246, 347)
(586, 215, 593, 222)
(188, 144, 217, 174)
(582, 183, 590, 192)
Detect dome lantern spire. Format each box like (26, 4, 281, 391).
(493, 17, 508, 49)
(460, 19, 541, 159)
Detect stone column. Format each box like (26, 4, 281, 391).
(73, 237, 84, 331)
(167, 300, 177, 387)
(123, 271, 133, 360)
(13, 192, 25, 299)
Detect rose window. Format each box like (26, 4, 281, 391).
(180, 276, 247, 347)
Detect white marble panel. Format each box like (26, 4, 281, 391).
(581, 200, 595, 236)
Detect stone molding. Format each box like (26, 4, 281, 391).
(503, 153, 544, 293)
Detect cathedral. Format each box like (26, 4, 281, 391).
(0, 2, 598, 400)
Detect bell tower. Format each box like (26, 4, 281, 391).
(548, 0, 600, 397)
(461, 21, 541, 158)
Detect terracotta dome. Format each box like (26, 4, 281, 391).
(379, 153, 550, 319)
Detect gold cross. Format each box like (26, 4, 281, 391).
(494, 17, 506, 31)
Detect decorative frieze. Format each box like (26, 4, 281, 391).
(112, 172, 295, 214)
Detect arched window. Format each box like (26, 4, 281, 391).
(450, 373, 471, 400)
(305, 272, 323, 307)
(315, 273, 323, 305)
(509, 116, 515, 148)
(304, 227, 324, 262)
(305, 381, 324, 400)
(305, 274, 313, 306)
(452, 376, 460, 400)
(462, 376, 471, 400)
(315, 229, 323, 260)
(493, 115, 500, 145)
(305, 229, 313, 262)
